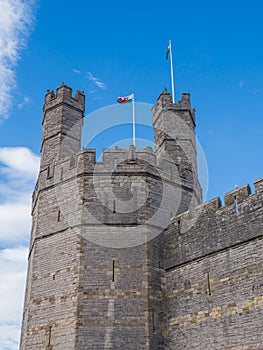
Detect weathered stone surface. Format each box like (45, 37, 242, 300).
(20, 85, 263, 350)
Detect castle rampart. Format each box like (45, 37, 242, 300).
(165, 177, 263, 269)
(164, 177, 263, 349)
(20, 84, 263, 350)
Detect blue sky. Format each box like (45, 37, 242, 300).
(1, 1, 263, 198)
(0, 0, 263, 348)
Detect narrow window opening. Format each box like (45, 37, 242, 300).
(60, 167, 63, 180)
(52, 274, 55, 280)
(47, 165, 50, 179)
(152, 309, 155, 333)
(178, 219, 181, 234)
(234, 196, 238, 212)
(47, 165, 53, 179)
(47, 326, 52, 347)
(207, 272, 212, 296)
(58, 210, 61, 222)
(112, 260, 115, 282)
(113, 159, 117, 172)
(113, 200, 116, 214)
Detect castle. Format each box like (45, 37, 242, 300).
(20, 84, 263, 349)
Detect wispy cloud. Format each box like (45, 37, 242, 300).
(239, 80, 244, 88)
(72, 68, 80, 74)
(18, 96, 30, 109)
(71, 69, 107, 95)
(87, 71, 106, 90)
(0, 0, 37, 121)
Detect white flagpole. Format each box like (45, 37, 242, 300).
(132, 93, 136, 147)
(169, 40, 176, 103)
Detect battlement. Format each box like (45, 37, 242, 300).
(40, 84, 85, 167)
(165, 177, 263, 270)
(171, 179, 263, 223)
(36, 143, 198, 189)
(254, 175, 263, 192)
(32, 144, 198, 224)
(224, 184, 251, 205)
(22, 84, 263, 350)
(44, 83, 85, 114)
(152, 88, 195, 125)
(38, 84, 201, 211)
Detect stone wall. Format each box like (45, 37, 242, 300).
(20, 84, 263, 350)
(165, 177, 263, 349)
(20, 228, 81, 349)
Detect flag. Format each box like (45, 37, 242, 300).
(117, 93, 134, 104)
(166, 43, 171, 60)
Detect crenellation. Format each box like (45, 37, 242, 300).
(254, 176, 263, 193)
(99, 147, 128, 171)
(45, 89, 55, 102)
(166, 179, 263, 274)
(77, 148, 96, 173)
(196, 196, 222, 212)
(172, 93, 195, 119)
(44, 83, 85, 114)
(40, 83, 84, 173)
(154, 87, 173, 109)
(180, 92, 191, 106)
(74, 89, 85, 105)
(170, 181, 260, 229)
(224, 184, 252, 206)
(20, 84, 263, 350)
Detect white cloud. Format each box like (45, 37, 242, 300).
(0, 147, 38, 348)
(18, 96, 30, 109)
(72, 68, 80, 74)
(0, 147, 39, 179)
(0, 246, 28, 350)
(0, 202, 31, 243)
(87, 71, 106, 90)
(0, 325, 21, 350)
(239, 80, 244, 88)
(0, 147, 40, 244)
(0, 0, 37, 121)
(88, 88, 97, 95)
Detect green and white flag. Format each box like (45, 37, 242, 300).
(117, 93, 134, 104)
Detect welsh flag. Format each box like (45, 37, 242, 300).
(117, 93, 134, 104)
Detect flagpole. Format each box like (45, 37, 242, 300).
(169, 40, 176, 103)
(132, 93, 136, 147)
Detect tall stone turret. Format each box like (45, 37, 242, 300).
(152, 88, 202, 211)
(20, 84, 85, 350)
(20, 85, 201, 350)
(41, 83, 84, 168)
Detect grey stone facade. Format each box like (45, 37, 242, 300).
(165, 180, 263, 349)
(20, 84, 263, 349)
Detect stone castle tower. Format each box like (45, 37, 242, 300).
(20, 84, 263, 349)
